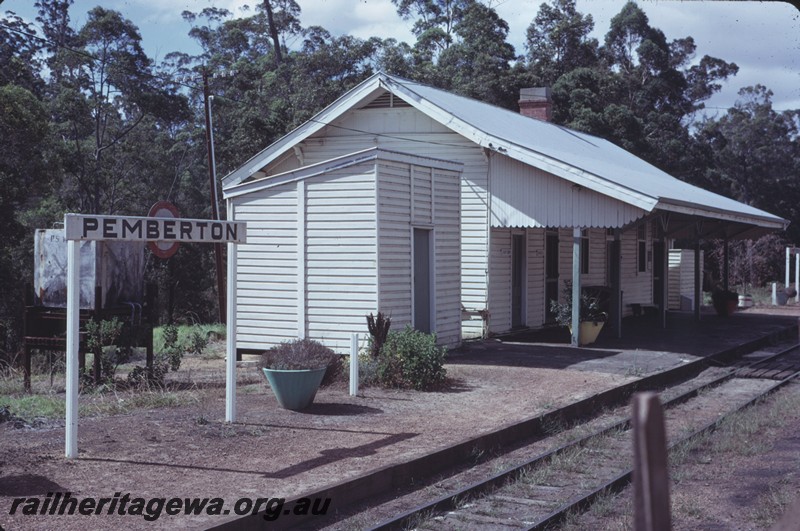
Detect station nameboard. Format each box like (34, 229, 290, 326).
(64, 213, 246, 243)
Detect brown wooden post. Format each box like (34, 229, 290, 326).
(203, 69, 227, 324)
(22, 293, 32, 392)
(632, 392, 672, 531)
(24, 344, 32, 392)
(145, 282, 156, 380)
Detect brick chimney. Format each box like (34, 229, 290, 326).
(519, 87, 552, 121)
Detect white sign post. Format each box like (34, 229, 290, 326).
(785, 247, 800, 303)
(63, 213, 246, 458)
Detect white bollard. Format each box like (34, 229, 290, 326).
(772, 282, 778, 306)
(795, 252, 799, 303)
(349, 333, 359, 396)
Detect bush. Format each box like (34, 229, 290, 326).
(160, 324, 184, 372)
(260, 339, 342, 387)
(366, 326, 447, 391)
(84, 317, 125, 385)
(127, 363, 169, 389)
(187, 328, 208, 356)
(366, 312, 391, 358)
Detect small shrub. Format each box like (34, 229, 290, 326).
(260, 339, 342, 386)
(368, 326, 447, 391)
(127, 323, 189, 387)
(127, 363, 169, 389)
(366, 312, 391, 358)
(84, 317, 125, 385)
(160, 324, 183, 372)
(187, 328, 208, 356)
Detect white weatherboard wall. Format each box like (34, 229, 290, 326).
(489, 154, 645, 229)
(488, 227, 609, 333)
(230, 149, 461, 353)
(619, 222, 653, 309)
(265, 105, 488, 339)
(487, 222, 660, 333)
(668, 249, 703, 310)
(485, 150, 657, 333)
(377, 161, 462, 346)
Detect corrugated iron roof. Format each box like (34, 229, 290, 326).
(222, 72, 787, 232)
(381, 75, 786, 229)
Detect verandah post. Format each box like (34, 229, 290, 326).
(571, 227, 581, 346)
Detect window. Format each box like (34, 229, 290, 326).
(637, 224, 647, 273)
(581, 230, 589, 275)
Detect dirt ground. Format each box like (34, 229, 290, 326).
(1, 304, 799, 530)
(0, 351, 638, 530)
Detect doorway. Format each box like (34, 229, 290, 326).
(545, 230, 559, 323)
(653, 240, 665, 309)
(512, 234, 526, 328)
(413, 228, 433, 333)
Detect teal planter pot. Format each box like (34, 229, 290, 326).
(262, 367, 326, 411)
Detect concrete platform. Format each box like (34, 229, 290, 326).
(457, 309, 799, 377)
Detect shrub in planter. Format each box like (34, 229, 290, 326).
(711, 289, 739, 316)
(369, 326, 447, 391)
(259, 339, 341, 410)
(549, 281, 608, 328)
(260, 338, 341, 385)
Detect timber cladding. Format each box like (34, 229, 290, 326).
(230, 149, 462, 354)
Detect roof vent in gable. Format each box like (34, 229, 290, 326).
(363, 91, 411, 109)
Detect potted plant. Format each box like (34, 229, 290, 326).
(259, 339, 339, 410)
(549, 282, 608, 346)
(711, 288, 739, 316)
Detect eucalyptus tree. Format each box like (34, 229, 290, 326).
(539, 1, 737, 177)
(697, 86, 800, 240)
(525, 0, 598, 86)
(285, 28, 379, 121)
(261, 0, 302, 65)
(42, 5, 189, 215)
(179, 4, 381, 177)
(0, 11, 45, 93)
(392, 0, 474, 59)
(436, 1, 522, 108)
(0, 84, 51, 353)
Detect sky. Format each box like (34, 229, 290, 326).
(2, 0, 799, 114)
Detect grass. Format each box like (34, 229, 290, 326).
(3, 393, 66, 420)
(749, 477, 797, 527)
(516, 462, 552, 486)
(152, 323, 226, 354)
(0, 323, 229, 423)
(1, 387, 205, 423)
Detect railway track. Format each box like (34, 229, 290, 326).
(734, 343, 800, 379)
(356, 342, 800, 530)
(210, 330, 799, 530)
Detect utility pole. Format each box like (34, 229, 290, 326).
(203, 69, 226, 324)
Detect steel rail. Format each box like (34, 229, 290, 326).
(367, 342, 800, 530)
(528, 367, 800, 530)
